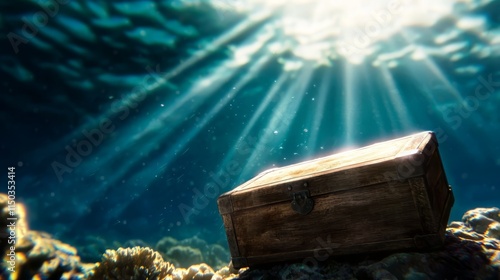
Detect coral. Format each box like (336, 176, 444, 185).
(236, 207, 500, 280)
(156, 236, 180, 255)
(123, 239, 152, 248)
(89, 246, 175, 280)
(170, 263, 215, 280)
(74, 235, 114, 263)
(212, 262, 241, 280)
(0, 193, 28, 257)
(207, 244, 231, 269)
(166, 245, 204, 268)
(4, 231, 92, 279)
(179, 237, 209, 252)
(447, 208, 500, 273)
(1, 193, 89, 279)
(461, 207, 500, 239)
(1, 196, 498, 280)
(156, 236, 230, 269)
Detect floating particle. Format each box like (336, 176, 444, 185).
(273, 130, 278, 134)
(304, 129, 308, 132)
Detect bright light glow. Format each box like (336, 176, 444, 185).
(237, 0, 457, 63)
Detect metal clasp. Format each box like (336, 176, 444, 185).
(291, 190, 314, 215)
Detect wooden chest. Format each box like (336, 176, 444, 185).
(217, 131, 454, 269)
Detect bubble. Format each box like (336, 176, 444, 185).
(273, 130, 278, 134)
(304, 129, 308, 132)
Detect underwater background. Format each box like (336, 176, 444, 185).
(1, 0, 499, 268)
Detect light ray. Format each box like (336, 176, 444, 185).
(400, 30, 463, 102)
(307, 68, 330, 152)
(88, 27, 278, 179)
(379, 64, 412, 129)
(33, 10, 272, 163)
(236, 64, 315, 183)
(79, 58, 243, 183)
(94, 53, 276, 226)
(343, 62, 355, 145)
(216, 72, 290, 174)
(106, 53, 274, 190)
(362, 65, 386, 136)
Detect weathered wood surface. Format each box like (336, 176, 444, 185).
(218, 131, 454, 268)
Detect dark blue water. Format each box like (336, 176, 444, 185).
(1, 0, 499, 262)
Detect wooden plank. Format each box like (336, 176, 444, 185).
(230, 160, 401, 211)
(232, 133, 420, 193)
(219, 131, 453, 268)
(232, 181, 421, 257)
(238, 238, 418, 268)
(409, 177, 438, 233)
(395, 132, 435, 158)
(222, 214, 241, 259)
(217, 195, 233, 215)
(425, 151, 442, 192)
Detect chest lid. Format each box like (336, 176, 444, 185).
(218, 131, 438, 214)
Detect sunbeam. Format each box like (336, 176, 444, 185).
(32, 10, 272, 165)
(236, 63, 315, 183)
(215, 72, 290, 176)
(307, 68, 330, 152)
(379, 64, 412, 129)
(343, 62, 356, 145)
(6, 0, 499, 260)
(66, 52, 276, 231)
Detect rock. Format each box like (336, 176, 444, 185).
(462, 207, 500, 238)
(234, 208, 500, 280)
(1, 200, 499, 280)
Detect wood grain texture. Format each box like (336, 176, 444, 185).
(231, 133, 420, 193)
(232, 180, 422, 257)
(221, 214, 240, 258)
(409, 177, 438, 232)
(218, 131, 454, 268)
